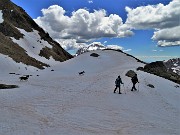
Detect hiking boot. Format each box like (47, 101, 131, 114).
(119, 92, 122, 94)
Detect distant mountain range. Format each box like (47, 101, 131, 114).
(0, 0, 72, 69)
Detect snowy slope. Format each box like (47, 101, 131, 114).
(0, 50, 179, 135)
(0, 54, 38, 73)
(0, 0, 72, 69)
(11, 28, 60, 65)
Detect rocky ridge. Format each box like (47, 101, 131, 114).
(0, 0, 72, 69)
(138, 61, 180, 84)
(164, 58, 180, 75)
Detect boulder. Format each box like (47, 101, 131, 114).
(90, 53, 100, 57)
(125, 70, 136, 77)
(147, 84, 155, 88)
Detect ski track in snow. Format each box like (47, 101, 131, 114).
(0, 50, 180, 135)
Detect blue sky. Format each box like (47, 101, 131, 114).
(11, 0, 180, 62)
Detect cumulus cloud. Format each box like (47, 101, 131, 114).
(152, 26, 180, 46)
(125, 0, 180, 29)
(106, 45, 123, 50)
(55, 39, 87, 50)
(34, 5, 133, 51)
(125, 0, 180, 46)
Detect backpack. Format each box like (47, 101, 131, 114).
(115, 78, 119, 85)
(131, 76, 138, 83)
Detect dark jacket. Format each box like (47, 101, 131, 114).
(131, 75, 138, 84)
(115, 76, 123, 86)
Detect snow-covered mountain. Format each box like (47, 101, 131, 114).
(164, 58, 180, 75)
(75, 42, 107, 56)
(0, 50, 179, 135)
(75, 42, 124, 56)
(0, 0, 72, 69)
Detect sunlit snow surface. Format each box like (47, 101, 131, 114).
(11, 28, 59, 65)
(0, 10, 3, 23)
(0, 50, 179, 135)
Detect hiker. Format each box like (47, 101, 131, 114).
(114, 75, 124, 94)
(131, 73, 139, 91)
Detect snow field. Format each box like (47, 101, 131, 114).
(0, 50, 179, 135)
(11, 28, 59, 65)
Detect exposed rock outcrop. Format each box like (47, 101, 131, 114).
(138, 61, 180, 84)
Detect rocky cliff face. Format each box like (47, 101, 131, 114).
(144, 61, 167, 73)
(139, 61, 180, 84)
(0, 0, 72, 69)
(164, 58, 180, 75)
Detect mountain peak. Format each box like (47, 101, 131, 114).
(75, 42, 107, 56)
(164, 58, 180, 75)
(0, 0, 72, 69)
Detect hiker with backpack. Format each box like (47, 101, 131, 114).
(114, 75, 124, 94)
(131, 73, 139, 91)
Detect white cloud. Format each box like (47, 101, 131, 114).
(89, 42, 103, 46)
(0, 10, 4, 23)
(152, 26, 180, 46)
(125, 0, 180, 47)
(123, 49, 132, 52)
(55, 39, 87, 51)
(136, 55, 179, 58)
(156, 40, 180, 47)
(106, 45, 123, 50)
(125, 0, 180, 29)
(34, 5, 133, 50)
(104, 41, 107, 44)
(152, 49, 165, 52)
(88, 0, 93, 4)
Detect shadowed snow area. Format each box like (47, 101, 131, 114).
(0, 50, 179, 135)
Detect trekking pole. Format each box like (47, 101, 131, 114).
(123, 84, 126, 94)
(126, 81, 131, 92)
